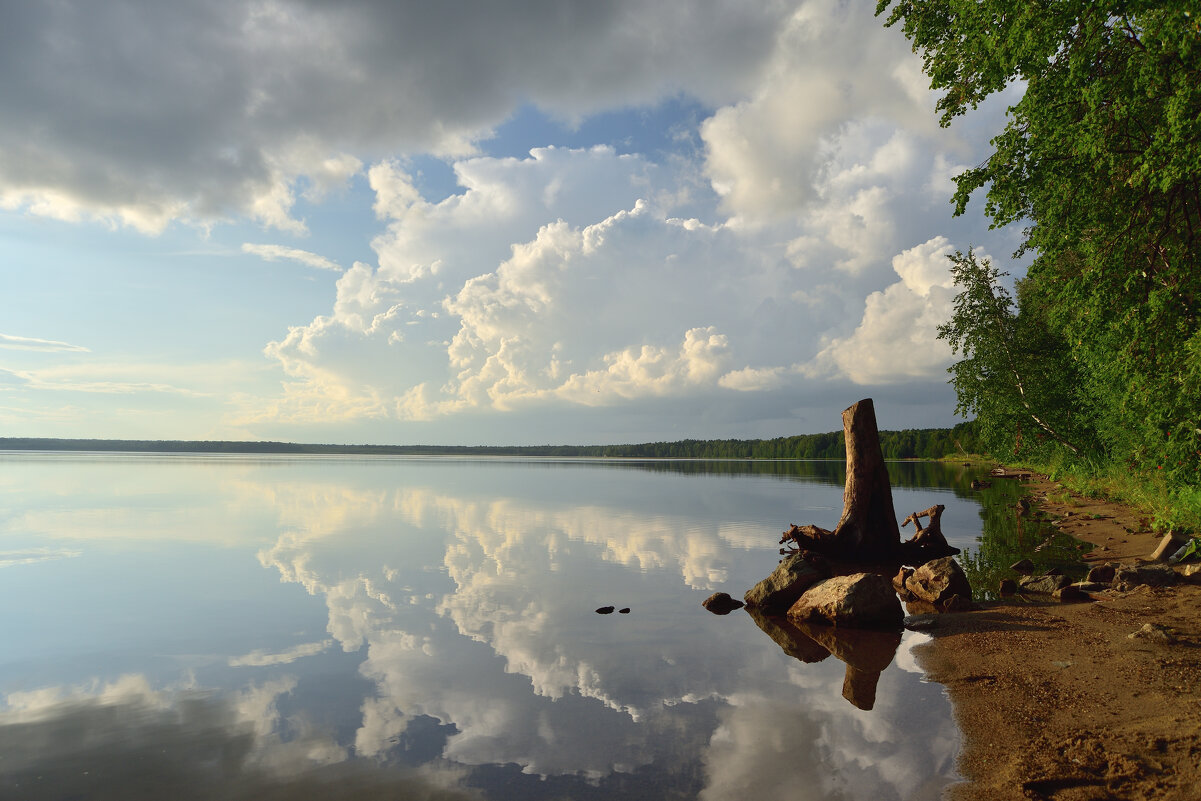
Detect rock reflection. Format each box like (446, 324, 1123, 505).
(747, 609, 902, 710)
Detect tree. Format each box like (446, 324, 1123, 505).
(879, 1, 1201, 475)
(937, 249, 1092, 458)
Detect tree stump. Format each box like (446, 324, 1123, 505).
(808, 399, 902, 560)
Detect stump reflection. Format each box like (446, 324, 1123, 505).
(747, 608, 902, 711)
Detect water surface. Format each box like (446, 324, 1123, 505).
(0, 454, 992, 800)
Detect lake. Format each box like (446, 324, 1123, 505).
(0, 453, 1042, 800)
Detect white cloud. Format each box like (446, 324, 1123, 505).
(1, 0, 1027, 440)
(242, 243, 342, 272)
(0, 0, 791, 232)
(700, 0, 941, 224)
(258, 148, 820, 424)
(813, 237, 975, 385)
(0, 547, 82, 569)
(229, 639, 334, 667)
(0, 333, 90, 353)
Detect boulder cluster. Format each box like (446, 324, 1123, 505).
(738, 549, 920, 629)
(1003, 559, 1188, 600)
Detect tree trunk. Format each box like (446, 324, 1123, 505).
(829, 398, 901, 559)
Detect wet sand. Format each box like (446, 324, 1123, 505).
(918, 473, 1201, 800)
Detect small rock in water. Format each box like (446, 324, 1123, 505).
(1086, 563, 1116, 584)
(618, 607, 630, 614)
(998, 578, 1018, 596)
(701, 592, 744, 615)
(595, 606, 615, 614)
(904, 614, 938, 631)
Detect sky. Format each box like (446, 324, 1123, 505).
(0, 0, 1025, 446)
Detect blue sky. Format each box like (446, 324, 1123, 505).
(0, 0, 1023, 445)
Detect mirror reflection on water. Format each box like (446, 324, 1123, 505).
(0, 454, 1054, 800)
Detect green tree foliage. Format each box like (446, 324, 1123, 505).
(879, 1, 1201, 480)
(0, 427, 979, 460)
(937, 249, 1093, 459)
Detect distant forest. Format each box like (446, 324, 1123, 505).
(0, 421, 979, 460)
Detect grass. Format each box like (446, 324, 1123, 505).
(1003, 453, 1201, 535)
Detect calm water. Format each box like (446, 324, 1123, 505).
(0, 454, 1018, 800)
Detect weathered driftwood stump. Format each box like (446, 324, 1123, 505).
(897, 504, 959, 563)
(831, 399, 901, 556)
(777, 398, 958, 566)
(787, 399, 901, 561)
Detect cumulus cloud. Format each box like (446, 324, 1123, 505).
(811, 237, 990, 385)
(0, 0, 791, 232)
(2, 0, 1025, 438)
(242, 243, 342, 272)
(233, 0, 1017, 433)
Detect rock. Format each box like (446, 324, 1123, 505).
(618, 607, 630, 614)
(904, 614, 938, 631)
(999, 578, 1018, 596)
(1086, 563, 1116, 584)
(702, 593, 744, 615)
(1011, 558, 1035, 575)
(1019, 574, 1071, 594)
(1071, 581, 1109, 593)
(1150, 533, 1187, 561)
(1053, 585, 1091, 602)
(744, 552, 830, 613)
(1128, 623, 1176, 644)
(904, 557, 972, 609)
(595, 606, 614, 614)
(1182, 563, 1201, 583)
(1112, 564, 1180, 591)
(788, 573, 903, 629)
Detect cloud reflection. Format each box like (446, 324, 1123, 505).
(0, 674, 479, 800)
(249, 471, 958, 796)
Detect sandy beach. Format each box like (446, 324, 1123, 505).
(918, 474, 1201, 800)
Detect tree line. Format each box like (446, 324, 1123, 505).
(879, 2, 1201, 490)
(0, 422, 980, 460)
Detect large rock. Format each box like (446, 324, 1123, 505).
(1113, 563, 1179, 591)
(903, 556, 972, 609)
(787, 573, 903, 629)
(744, 553, 829, 613)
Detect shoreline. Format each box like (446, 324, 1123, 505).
(918, 473, 1201, 800)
